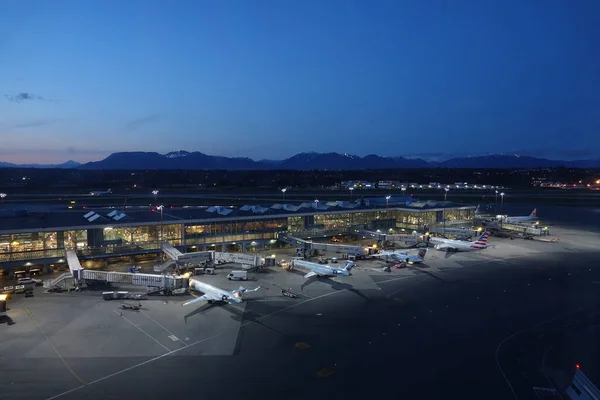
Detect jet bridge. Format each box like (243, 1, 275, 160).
(43, 249, 83, 288)
(161, 242, 213, 263)
(44, 249, 189, 292)
(427, 227, 479, 239)
(161, 242, 184, 260)
(356, 230, 427, 248)
(278, 234, 373, 257)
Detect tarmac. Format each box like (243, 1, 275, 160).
(1, 226, 600, 400)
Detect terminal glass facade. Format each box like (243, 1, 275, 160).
(0, 207, 475, 264)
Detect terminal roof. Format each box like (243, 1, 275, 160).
(0, 197, 473, 233)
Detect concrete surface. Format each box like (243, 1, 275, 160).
(1, 226, 599, 400)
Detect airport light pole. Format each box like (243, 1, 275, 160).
(500, 192, 505, 213)
(281, 188, 286, 201)
(401, 187, 406, 197)
(349, 187, 354, 201)
(385, 195, 391, 219)
(157, 205, 164, 244)
(152, 190, 159, 205)
(0, 193, 5, 204)
(314, 199, 319, 233)
(443, 188, 449, 234)
(495, 190, 498, 211)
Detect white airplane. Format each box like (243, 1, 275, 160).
(291, 258, 355, 279)
(497, 209, 537, 224)
(182, 278, 260, 307)
(373, 248, 428, 264)
(429, 230, 494, 252)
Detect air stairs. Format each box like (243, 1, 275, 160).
(43, 272, 75, 289)
(154, 259, 176, 273)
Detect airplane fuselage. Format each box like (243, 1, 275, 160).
(291, 259, 352, 277)
(432, 240, 483, 252)
(430, 232, 491, 252)
(189, 279, 242, 304)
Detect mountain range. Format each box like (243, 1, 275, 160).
(2, 152, 600, 170)
(0, 160, 81, 169)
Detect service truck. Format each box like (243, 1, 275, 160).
(227, 271, 248, 281)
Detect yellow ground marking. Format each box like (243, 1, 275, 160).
(295, 342, 311, 350)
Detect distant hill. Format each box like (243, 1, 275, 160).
(76, 151, 600, 170)
(0, 160, 80, 169)
(437, 155, 567, 169)
(4, 152, 600, 170)
(78, 152, 264, 170)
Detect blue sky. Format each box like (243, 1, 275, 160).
(1, 0, 599, 164)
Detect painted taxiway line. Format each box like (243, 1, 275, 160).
(113, 310, 171, 352)
(140, 310, 188, 347)
(45, 289, 347, 400)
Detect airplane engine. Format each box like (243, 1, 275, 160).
(221, 294, 229, 301)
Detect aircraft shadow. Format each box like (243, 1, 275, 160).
(299, 275, 369, 301)
(183, 301, 221, 323)
(218, 300, 288, 336)
(444, 251, 457, 259)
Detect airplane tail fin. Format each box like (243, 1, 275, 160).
(474, 230, 489, 245)
(530, 208, 537, 217)
(475, 204, 480, 213)
(416, 248, 428, 260)
(238, 286, 261, 294)
(345, 261, 355, 271)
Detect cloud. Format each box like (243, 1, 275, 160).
(126, 113, 160, 131)
(0, 147, 113, 164)
(4, 92, 56, 103)
(6, 118, 70, 130)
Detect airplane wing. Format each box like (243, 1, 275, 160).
(304, 271, 318, 279)
(182, 294, 213, 307)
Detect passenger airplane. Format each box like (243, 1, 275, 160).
(497, 209, 537, 224)
(429, 230, 494, 252)
(89, 189, 112, 196)
(373, 248, 428, 264)
(291, 258, 355, 279)
(182, 278, 260, 307)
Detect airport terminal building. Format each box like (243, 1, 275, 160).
(0, 197, 475, 274)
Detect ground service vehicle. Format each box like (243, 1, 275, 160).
(227, 271, 248, 281)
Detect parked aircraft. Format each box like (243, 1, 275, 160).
(497, 209, 537, 224)
(373, 248, 428, 264)
(291, 258, 355, 279)
(429, 230, 494, 252)
(182, 278, 260, 307)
